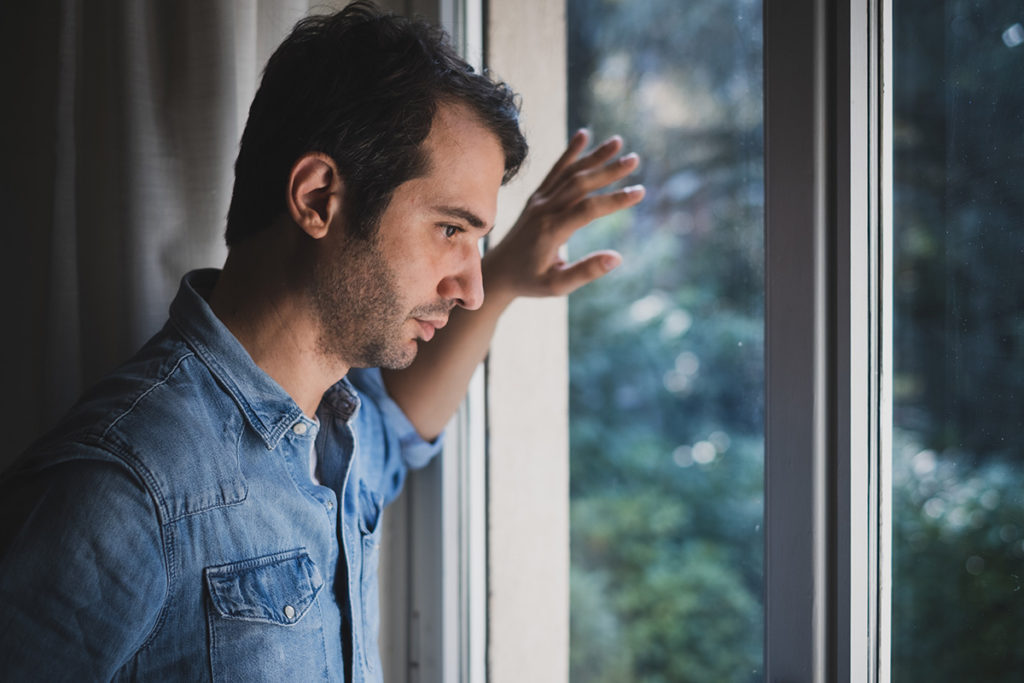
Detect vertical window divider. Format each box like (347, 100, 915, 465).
(765, 0, 886, 680)
(434, 4, 489, 682)
(764, 0, 833, 676)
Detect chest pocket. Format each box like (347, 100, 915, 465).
(204, 549, 328, 681)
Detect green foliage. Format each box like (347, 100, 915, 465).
(567, 0, 764, 680)
(890, 1, 1024, 679)
(891, 434, 1024, 681)
(570, 566, 633, 683)
(571, 0, 1024, 679)
(893, 0, 1024, 459)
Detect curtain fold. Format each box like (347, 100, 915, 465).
(2, 0, 330, 462)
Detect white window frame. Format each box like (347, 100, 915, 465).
(485, 1, 572, 682)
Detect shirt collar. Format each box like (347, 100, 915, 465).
(168, 268, 328, 450)
(318, 379, 361, 423)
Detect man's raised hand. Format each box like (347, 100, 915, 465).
(482, 129, 645, 306)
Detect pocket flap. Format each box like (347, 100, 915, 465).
(205, 548, 323, 625)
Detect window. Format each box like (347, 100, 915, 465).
(567, 1, 764, 680)
(891, 1, 1024, 679)
(387, 1, 1019, 681)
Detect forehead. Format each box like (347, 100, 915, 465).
(425, 101, 504, 158)
(410, 103, 506, 218)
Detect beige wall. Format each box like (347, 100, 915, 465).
(486, 1, 570, 680)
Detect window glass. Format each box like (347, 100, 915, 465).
(892, 1, 1024, 679)
(567, 1, 764, 680)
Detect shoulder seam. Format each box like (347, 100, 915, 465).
(102, 351, 195, 439)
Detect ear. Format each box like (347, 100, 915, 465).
(286, 153, 344, 239)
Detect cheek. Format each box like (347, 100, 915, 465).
(390, 257, 444, 304)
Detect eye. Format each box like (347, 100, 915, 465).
(441, 224, 464, 239)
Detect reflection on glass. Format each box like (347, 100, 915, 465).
(893, 1, 1024, 680)
(567, 1, 763, 680)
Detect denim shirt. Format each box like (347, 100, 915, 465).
(0, 269, 441, 681)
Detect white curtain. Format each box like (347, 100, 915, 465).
(1, 1, 342, 462)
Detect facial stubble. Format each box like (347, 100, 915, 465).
(311, 235, 450, 370)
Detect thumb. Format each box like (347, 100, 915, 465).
(547, 250, 622, 295)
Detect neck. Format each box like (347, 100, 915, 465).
(209, 227, 348, 417)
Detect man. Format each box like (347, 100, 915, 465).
(0, 2, 643, 681)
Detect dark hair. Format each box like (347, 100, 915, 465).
(225, 1, 527, 245)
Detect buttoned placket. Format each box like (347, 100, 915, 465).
(341, 418, 365, 677)
(287, 416, 338, 518)
(312, 399, 363, 681)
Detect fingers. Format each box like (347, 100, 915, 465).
(545, 250, 623, 295)
(536, 129, 591, 193)
(506, 130, 643, 301)
(538, 130, 627, 195)
(557, 151, 641, 207)
(550, 137, 624, 194)
(562, 135, 624, 178)
(550, 183, 646, 243)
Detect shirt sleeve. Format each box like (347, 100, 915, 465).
(0, 451, 167, 680)
(346, 367, 444, 471)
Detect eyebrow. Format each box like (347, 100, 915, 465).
(434, 205, 492, 234)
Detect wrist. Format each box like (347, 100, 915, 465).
(481, 269, 518, 311)
(481, 253, 519, 312)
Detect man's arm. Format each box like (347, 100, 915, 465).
(382, 130, 645, 440)
(0, 457, 166, 677)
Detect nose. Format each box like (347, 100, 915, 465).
(439, 248, 484, 311)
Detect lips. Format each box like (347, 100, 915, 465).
(414, 318, 447, 342)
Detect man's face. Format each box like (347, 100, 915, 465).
(312, 103, 505, 369)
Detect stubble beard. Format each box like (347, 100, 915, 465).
(312, 234, 411, 369)
(311, 234, 451, 371)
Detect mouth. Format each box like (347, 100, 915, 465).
(414, 318, 447, 342)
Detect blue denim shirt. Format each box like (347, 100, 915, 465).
(0, 269, 441, 681)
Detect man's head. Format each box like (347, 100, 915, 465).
(225, 0, 527, 245)
(308, 101, 505, 369)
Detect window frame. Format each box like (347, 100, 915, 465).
(484, 1, 572, 681)
(763, 0, 890, 680)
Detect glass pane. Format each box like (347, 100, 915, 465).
(892, 1, 1024, 680)
(567, 1, 764, 681)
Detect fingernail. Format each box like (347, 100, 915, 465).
(601, 254, 622, 271)
(619, 152, 639, 164)
(624, 184, 645, 196)
(602, 135, 622, 148)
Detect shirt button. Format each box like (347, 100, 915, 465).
(283, 604, 296, 620)
(326, 500, 334, 510)
(292, 422, 308, 435)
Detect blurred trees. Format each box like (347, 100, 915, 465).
(568, 0, 1024, 681)
(567, 0, 763, 680)
(891, 1, 1024, 680)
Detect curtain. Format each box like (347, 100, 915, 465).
(1, 1, 339, 462)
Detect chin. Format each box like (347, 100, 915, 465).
(375, 342, 418, 371)
(379, 357, 416, 371)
